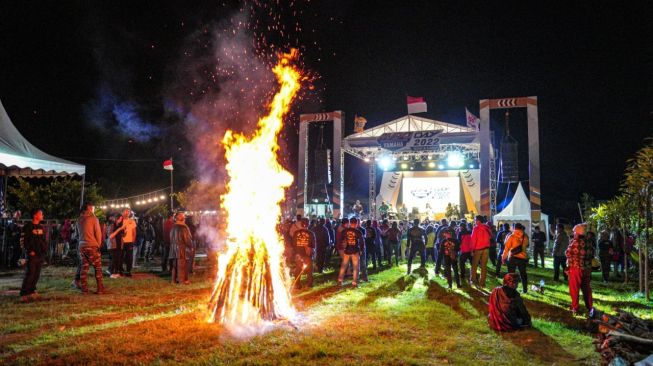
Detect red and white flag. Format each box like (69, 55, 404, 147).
(407, 96, 427, 114)
(465, 108, 480, 131)
(163, 159, 174, 171)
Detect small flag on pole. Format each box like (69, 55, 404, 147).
(163, 159, 174, 171)
(465, 108, 480, 131)
(407, 96, 427, 114)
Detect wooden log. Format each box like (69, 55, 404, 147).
(607, 331, 653, 346)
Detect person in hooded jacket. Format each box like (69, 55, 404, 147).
(502, 223, 529, 293)
(76, 202, 105, 294)
(488, 273, 532, 331)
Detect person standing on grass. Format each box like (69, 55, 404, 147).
(425, 225, 437, 265)
(170, 212, 192, 285)
(292, 218, 316, 289)
(502, 223, 529, 293)
(441, 230, 461, 289)
(458, 223, 474, 285)
(406, 219, 426, 275)
(531, 226, 546, 268)
(115, 209, 137, 277)
(488, 224, 498, 267)
(386, 221, 402, 266)
(470, 215, 492, 288)
(337, 218, 364, 287)
(552, 223, 569, 282)
(566, 224, 594, 315)
(19, 209, 47, 302)
(162, 212, 174, 273)
(597, 230, 613, 283)
(433, 218, 448, 275)
(495, 223, 511, 277)
(76, 202, 105, 294)
(312, 218, 330, 273)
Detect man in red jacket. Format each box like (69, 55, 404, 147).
(470, 215, 492, 288)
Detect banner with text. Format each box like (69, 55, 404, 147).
(377, 130, 443, 152)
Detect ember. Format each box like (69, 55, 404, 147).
(207, 50, 301, 326)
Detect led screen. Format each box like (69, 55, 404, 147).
(402, 177, 460, 213)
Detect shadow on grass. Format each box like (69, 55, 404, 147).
(497, 327, 581, 364)
(426, 280, 488, 319)
(357, 272, 419, 306)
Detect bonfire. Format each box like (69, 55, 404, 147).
(207, 50, 301, 326)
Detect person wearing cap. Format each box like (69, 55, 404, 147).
(566, 224, 594, 315)
(488, 273, 532, 331)
(502, 223, 529, 293)
(170, 212, 193, 285)
(552, 223, 569, 282)
(292, 218, 316, 288)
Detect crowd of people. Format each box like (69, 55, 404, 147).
(282, 211, 637, 328)
(14, 201, 638, 332)
(17, 203, 206, 302)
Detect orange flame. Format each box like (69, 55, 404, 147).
(207, 50, 301, 325)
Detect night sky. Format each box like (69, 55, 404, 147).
(1, 1, 652, 218)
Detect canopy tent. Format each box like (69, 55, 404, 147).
(0, 100, 85, 177)
(493, 182, 550, 245)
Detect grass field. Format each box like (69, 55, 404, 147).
(0, 257, 650, 366)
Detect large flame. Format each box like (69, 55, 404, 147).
(207, 50, 301, 325)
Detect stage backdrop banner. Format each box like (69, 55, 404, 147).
(402, 177, 460, 213)
(377, 130, 442, 152)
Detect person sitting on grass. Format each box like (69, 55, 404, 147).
(488, 273, 532, 331)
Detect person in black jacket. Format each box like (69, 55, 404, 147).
(20, 209, 47, 302)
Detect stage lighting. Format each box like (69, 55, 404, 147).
(468, 163, 475, 169)
(400, 163, 408, 169)
(402, 155, 409, 161)
(378, 156, 394, 171)
(437, 163, 445, 169)
(446, 152, 465, 169)
(363, 157, 370, 163)
(428, 162, 436, 168)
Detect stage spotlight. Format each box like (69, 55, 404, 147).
(392, 156, 398, 161)
(468, 163, 475, 169)
(428, 162, 436, 168)
(402, 155, 409, 161)
(446, 151, 465, 169)
(363, 157, 370, 163)
(378, 156, 394, 171)
(400, 163, 408, 169)
(437, 163, 445, 169)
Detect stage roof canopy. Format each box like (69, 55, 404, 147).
(343, 114, 482, 161)
(0, 100, 85, 177)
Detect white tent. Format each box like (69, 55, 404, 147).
(0, 99, 85, 177)
(493, 182, 550, 245)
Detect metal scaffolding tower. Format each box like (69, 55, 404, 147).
(368, 157, 377, 219)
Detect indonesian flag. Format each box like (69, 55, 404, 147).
(163, 159, 174, 171)
(407, 96, 427, 114)
(465, 108, 480, 131)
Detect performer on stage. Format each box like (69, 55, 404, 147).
(352, 200, 364, 217)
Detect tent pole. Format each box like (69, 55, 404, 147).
(1, 175, 7, 267)
(79, 174, 86, 210)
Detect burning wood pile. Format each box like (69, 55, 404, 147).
(589, 308, 653, 365)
